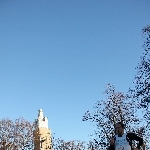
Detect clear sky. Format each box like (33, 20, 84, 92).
(0, 0, 150, 142)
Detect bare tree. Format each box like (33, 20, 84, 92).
(130, 25, 150, 108)
(0, 117, 94, 150)
(83, 84, 140, 149)
(128, 25, 150, 149)
(52, 137, 88, 150)
(0, 117, 35, 150)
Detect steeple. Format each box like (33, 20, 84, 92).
(33, 109, 52, 150)
(35, 109, 48, 129)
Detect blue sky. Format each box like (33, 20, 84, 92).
(0, 0, 150, 142)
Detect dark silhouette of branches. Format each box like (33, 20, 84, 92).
(131, 25, 150, 109)
(128, 26, 150, 149)
(83, 84, 140, 149)
(52, 136, 94, 150)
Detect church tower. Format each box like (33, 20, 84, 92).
(33, 109, 52, 150)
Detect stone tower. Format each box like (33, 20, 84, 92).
(33, 109, 52, 150)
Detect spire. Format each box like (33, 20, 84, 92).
(38, 109, 44, 119)
(35, 109, 48, 129)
